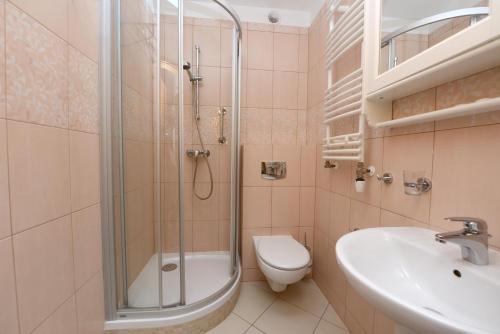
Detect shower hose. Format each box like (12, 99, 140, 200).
(192, 115, 214, 200)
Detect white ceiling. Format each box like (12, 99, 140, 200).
(382, 0, 484, 21)
(227, 0, 324, 15)
(177, 0, 322, 27)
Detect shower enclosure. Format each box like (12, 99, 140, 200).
(100, 0, 242, 328)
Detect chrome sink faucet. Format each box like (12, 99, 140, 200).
(435, 217, 490, 265)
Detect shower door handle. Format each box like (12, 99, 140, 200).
(218, 107, 227, 144)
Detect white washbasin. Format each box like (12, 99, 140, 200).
(336, 227, 500, 334)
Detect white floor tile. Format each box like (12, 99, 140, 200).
(245, 326, 266, 334)
(254, 299, 320, 334)
(233, 282, 277, 323)
(322, 305, 347, 330)
(279, 279, 328, 317)
(207, 313, 251, 334)
(314, 320, 349, 334)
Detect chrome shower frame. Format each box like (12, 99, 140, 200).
(100, 0, 243, 323)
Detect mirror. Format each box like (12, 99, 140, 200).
(379, 0, 490, 73)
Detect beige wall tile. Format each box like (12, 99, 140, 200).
(349, 200, 380, 230)
(299, 187, 315, 227)
(242, 186, 272, 229)
(6, 3, 68, 128)
(193, 221, 219, 251)
(242, 268, 265, 282)
(373, 310, 395, 334)
(271, 187, 300, 227)
(0, 237, 19, 334)
(392, 88, 436, 119)
(273, 25, 300, 34)
(68, 0, 100, 62)
(431, 124, 500, 247)
(312, 227, 328, 276)
(327, 243, 347, 309)
(218, 219, 230, 251)
(0, 119, 10, 239)
(299, 226, 314, 250)
(315, 188, 330, 234)
(161, 182, 192, 221)
(70, 131, 100, 211)
(274, 32, 299, 72)
(76, 272, 104, 334)
(72, 204, 102, 289)
(380, 209, 411, 228)
(242, 108, 272, 145)
(381, 132, 434, 223)
(272, 109, 298, 145)
(198, 66, 220, 107)
(193, 24, 220, 67)
(220, 28, 233, 67)
(13, 216, 74, 334)
(273, 71, 298, 109)
(436, 66, 500, 109)
(32, 297, 77, 334)
(329, 160, 352, 196)
(272, 226, 299, 239)
(68, 47, 99, 133)
(247, 22, 273, 32)
(242, 145, 272, 186)
(315, 146, 331, 190)
(273, 145, 301, 186)
(242, 227, 271, 269)
(330, 193, 350, 243)
(8, 121, 71, 232)
(344, 310, 367, 334)
(247, 30, 273, 70)
(246, 70, 273, 108)
(220, 67, 232, 107)
(298, 34, 308, 73)
(9, 0, 68, 40)
(298, 73, 308, 110)
(0, 0, 5, 119)
(346, 284, 375, 334)
(192, 182, 219, 220)
(300, 145, 316, 187)
(163, 220, 193, 252)
(435, 67, 500, 130)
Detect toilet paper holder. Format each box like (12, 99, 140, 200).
(261, 161, 287, 180)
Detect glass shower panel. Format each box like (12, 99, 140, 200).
(159, 0, 183, 307)
(112, 0, 162, 309)
(178, 0, 235, 304)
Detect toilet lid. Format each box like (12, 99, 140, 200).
(258, 237, 310, 270)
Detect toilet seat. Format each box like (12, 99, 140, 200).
(256, 236, 310, 271)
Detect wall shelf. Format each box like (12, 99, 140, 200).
(374, 97, 500, 129)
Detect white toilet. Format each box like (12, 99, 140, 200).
(253, 235, 311, 292)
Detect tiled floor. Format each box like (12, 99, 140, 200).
(207, 279, 350, 334)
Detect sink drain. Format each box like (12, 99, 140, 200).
(162, 263, 178, 272)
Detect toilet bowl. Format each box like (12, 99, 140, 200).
(253, 235, 311, 292)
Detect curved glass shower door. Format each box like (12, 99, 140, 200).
(102, 0, 241, 320)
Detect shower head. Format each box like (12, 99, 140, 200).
(183, 61, 196, 82)
(183, 61, 202, 83)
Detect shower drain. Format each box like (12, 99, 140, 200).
(162, 263, 178, 272)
